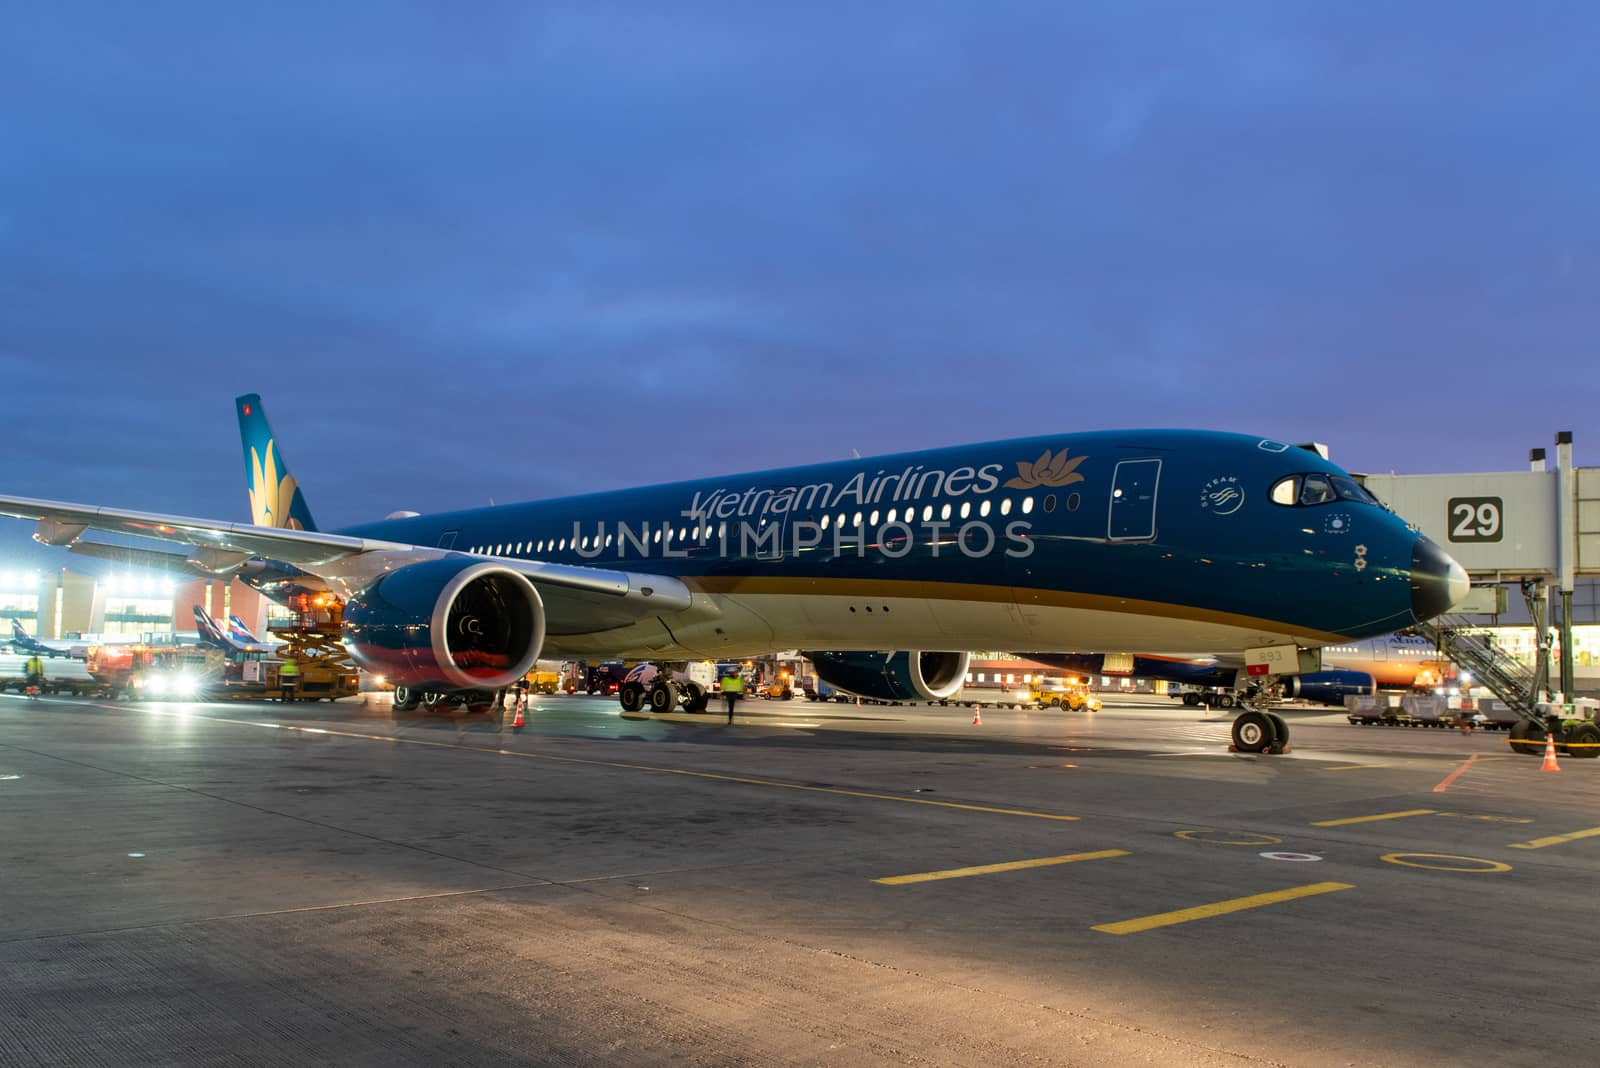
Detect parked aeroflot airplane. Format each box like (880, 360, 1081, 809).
(9, 618, 85, 659)
(1031, 631, 1453, 708)
(0, 394, 1467, 752)
(192, 606, 273, 655)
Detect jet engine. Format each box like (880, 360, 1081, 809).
(343, 559, 546, 691)
(807, 651, 970, 703)
(1282, 670, 1376, 706)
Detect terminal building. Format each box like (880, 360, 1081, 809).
(0, 566, 275, 645)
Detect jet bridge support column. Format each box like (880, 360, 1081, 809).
(1552, 431, 1577, 701)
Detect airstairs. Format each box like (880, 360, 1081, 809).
(1409, 614, 1544, 726)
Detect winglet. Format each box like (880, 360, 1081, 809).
(236, 394, 318, 532)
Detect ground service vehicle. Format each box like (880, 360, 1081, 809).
(1031, 676, 1101, 711)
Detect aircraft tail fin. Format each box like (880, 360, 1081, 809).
(227, 614, 260, 644)
(236, 394, 318, 532)
(192, 606, 232, 651)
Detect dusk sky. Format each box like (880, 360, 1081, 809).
(3, 4, 1597, 567)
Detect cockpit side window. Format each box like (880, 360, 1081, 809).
(1299, 474, 1337, 506)
(1329, 474, 1377, 505)
(1273, 472, 1379, 508)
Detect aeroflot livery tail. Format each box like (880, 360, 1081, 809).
(0, 394, 1467, 713)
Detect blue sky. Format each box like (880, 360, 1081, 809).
(2, 3, 1596, 568)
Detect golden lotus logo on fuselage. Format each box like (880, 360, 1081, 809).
(249, 439, 303, 530)
(1004, 448, 1087, 490)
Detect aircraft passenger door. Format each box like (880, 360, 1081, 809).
(754, 512, 786, 561)
(1108, 459, 1161, 541)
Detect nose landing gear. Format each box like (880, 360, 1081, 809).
(1230, 708, 1291, 754)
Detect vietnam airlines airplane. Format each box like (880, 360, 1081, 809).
(0, 394, 1467, 752)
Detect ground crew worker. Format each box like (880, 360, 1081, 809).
(721, 670, 745, 723)
(278, 656, 300, 702)
(24, 654, 45, 698)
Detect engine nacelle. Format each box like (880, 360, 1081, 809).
(1283, 670, 1376, 706)
(806, 651, 970, 703)
(344, 559, 546, 690)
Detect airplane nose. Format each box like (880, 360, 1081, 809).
(1409, 536, 1470, 621)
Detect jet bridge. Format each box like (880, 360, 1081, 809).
(1360, 432, 1600, 757)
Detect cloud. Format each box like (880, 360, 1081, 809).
(0, 1, 1597, 550)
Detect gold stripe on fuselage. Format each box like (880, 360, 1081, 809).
(681, 575, 1357, 645)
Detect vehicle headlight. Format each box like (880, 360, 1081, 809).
(174, 675, 198, 697)
(147, 676, 168, 695)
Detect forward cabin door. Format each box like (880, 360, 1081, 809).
(1108, 459, 1162, 541)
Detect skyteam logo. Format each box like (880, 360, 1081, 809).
(1199, 475, 1244, 516)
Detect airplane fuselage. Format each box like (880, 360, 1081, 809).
(337, 430, 1450, 661)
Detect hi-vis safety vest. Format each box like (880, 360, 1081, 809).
(279, 660, 300, 678)
(722, 675, 744, 694)
(25, 656, 44, 676)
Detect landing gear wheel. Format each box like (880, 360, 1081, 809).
(1566, 722, 1600, 759)
(684, 683, 709, 714)
(393, 685, 421, 712)
(619, 680, 645, 713)
(1266, 711, 1289, 754)
(1508, 718, 1546, 757)
(648, 680, 679, 714)
(421, 691, 450, 710)
(1231, 710, 1277, 754)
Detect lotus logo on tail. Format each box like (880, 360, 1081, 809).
(1004, 448, 1087, 490)
(249, 440, 304, 530)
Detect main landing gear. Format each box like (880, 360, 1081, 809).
(618, 668, 710, 715)
(1230, 708, 1290, 755)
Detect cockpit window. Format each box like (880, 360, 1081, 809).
(1329, 474, 1377, 505)
(1271, 472, 1380, 508)
(1299, 474, 1337, 506)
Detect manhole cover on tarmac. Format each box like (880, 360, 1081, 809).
(1259, 851, 1322, 862)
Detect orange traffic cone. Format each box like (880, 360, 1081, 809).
(1541, 733, 1561, 772)
(512, 690, 526, 729)
(972, 707, 982, 726)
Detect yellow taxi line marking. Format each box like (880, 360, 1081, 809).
(1380, 853, 1510, 873)
(133, 708, 1079, 822)
(1092, 882, 1354, 935)
(875, 849, 1128, 886)
(1507, 826, 1600, 851)
(1310, 809, 1436, 827)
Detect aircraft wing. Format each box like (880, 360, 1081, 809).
(0, 493, 693, 633)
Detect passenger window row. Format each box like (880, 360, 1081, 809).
(462, 495, 1061, 557)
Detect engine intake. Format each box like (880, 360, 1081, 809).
(344, 559, 546, 690)
(806, 651, 970, 703)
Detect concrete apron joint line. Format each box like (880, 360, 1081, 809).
(127, 705, 1082, 822)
